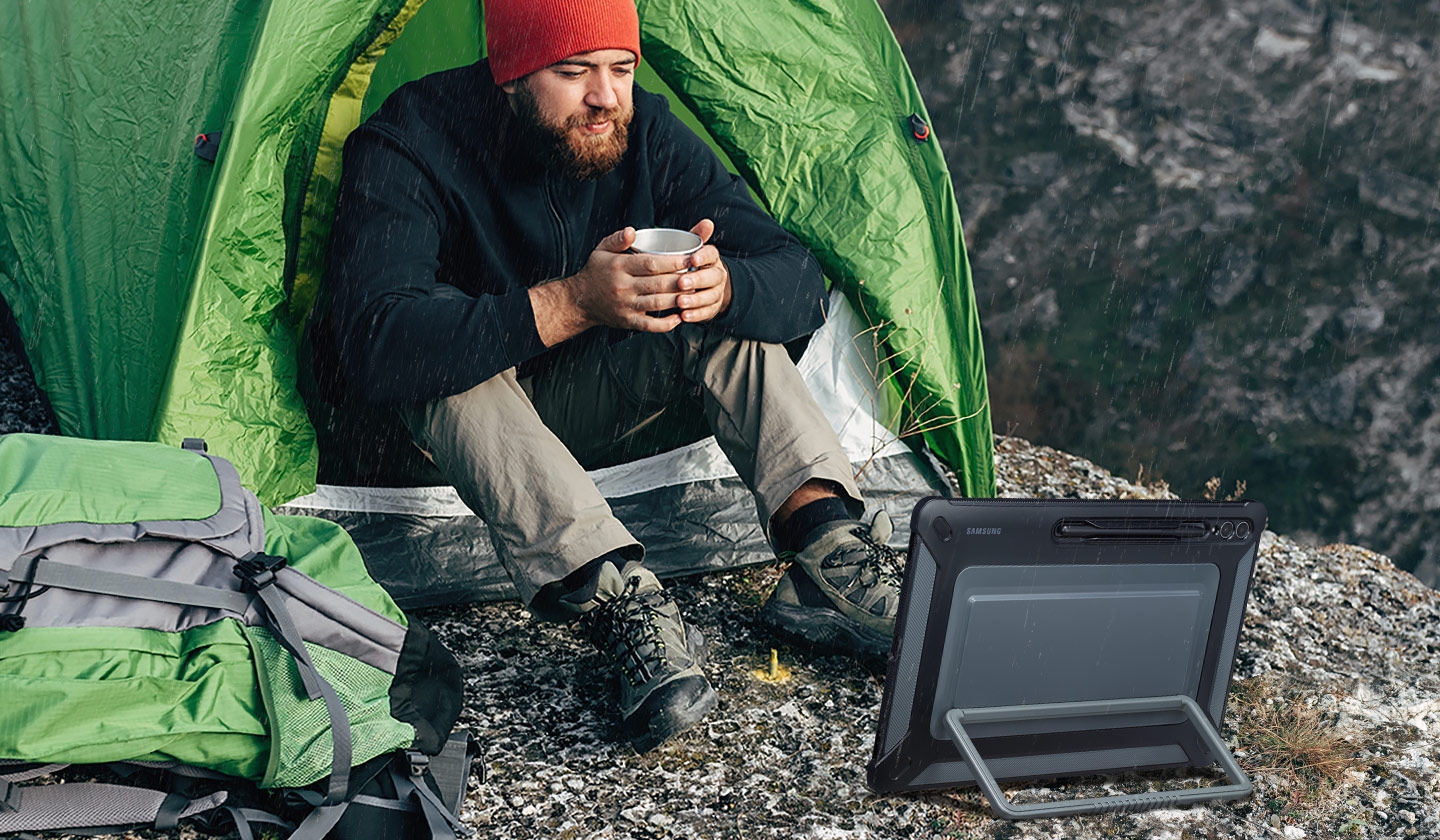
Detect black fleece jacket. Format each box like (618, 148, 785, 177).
(311, 60, 827, 404)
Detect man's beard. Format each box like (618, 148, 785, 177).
(511, 83, 632, 181)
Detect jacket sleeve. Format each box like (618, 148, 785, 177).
(320, 125, 547, 403)
(647, 101, 828, 343)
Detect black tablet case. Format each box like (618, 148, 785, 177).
(868, 498, 1264, 809)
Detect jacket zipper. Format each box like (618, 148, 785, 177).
(544, 176, 569, 272)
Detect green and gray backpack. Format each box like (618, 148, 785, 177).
(0, 433, 471, 839)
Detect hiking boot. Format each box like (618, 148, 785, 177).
(571, 561, 718, 753)
(759, 510, 902, 660)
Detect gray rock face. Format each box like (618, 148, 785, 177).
(883, 0, 1440, 583)
(1359, 168, 1440, 222)
(1003, 151, 1065, 187)
(1208, 246, 1261, 308)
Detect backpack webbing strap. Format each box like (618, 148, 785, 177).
(288, 802, 351, 840)
(156, 791, 195, 829)
(429, 731, 481, 817)
(219, 805, 296, 840)
(237, 553, 353, 806)
(388, 752, 471, 840)
(0, 782, 226, 833)
(288, 747, 473, 840)
(11, 556, 251, 612)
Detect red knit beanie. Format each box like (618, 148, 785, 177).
(486, 0, 642, 86)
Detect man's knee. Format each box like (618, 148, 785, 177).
(397, 368, 547, 460)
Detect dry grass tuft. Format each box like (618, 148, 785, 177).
(726, 561, 787, 609)
(1203, 476, 1248, 501)
(1125, 463, 1174, 499)
(1231, 675, 1363, 805)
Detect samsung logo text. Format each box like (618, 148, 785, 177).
(966, 527, 1002, 535)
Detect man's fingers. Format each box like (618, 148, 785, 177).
(689, 218, 715, 244)
(675, 284, 723, 311)
(680, 302, 723, 324)
(598, 227, 637, 253)
(634, 292, 683, 312)
(628, 274, 683, 297)
(625, 252, 691, 276)
(686, 244, 720, 272)
(629, 312, 683, 333)
(677, 262, 726, 291)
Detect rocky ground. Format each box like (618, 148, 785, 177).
(6, 1, 1440, 831)
(406, 436, 1440, 840)
(880, 0, 1440, 583)
(4, 307, 1438, 837)
(0, 310, 55, 437)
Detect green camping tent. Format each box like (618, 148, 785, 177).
(0, 0, 993, 585)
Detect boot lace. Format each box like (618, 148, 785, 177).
(580, 576, 674, 688)
(820, 524, 902, 601)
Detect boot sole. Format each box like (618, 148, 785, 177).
(758, 598, 893, 662)
(624, 674, 719, 753)
(622, 625, 718, 753)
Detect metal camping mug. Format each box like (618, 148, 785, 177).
(630, 228, 703, 318)
(630, 228, 703, 270)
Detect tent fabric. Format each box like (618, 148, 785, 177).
(635, 0, 994, 497)
(149, 0, 417, 506)
(288, 0, 428, 330)
(0, 0, 993, 512)
(0, 0, 260, 443)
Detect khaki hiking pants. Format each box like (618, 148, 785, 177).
(397, 324, 862, 605)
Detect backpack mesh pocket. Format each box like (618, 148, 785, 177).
(246, 627, 414, 789)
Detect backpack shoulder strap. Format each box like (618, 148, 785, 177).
(0, 778, 227, 834)
(0, 763, 294, 839)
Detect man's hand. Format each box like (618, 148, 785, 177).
(531, 227, 690, 346)
(530, 222, 733, 346)
(675, 218, 733, 325)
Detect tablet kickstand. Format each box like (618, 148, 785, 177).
(943, 695, 1252, 820)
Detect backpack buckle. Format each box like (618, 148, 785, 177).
(1, 779, 20, 812)
(234, 553, 288, 592)
(405, 749, 430, 778)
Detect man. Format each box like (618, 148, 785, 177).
(310, 0, 901, 753)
